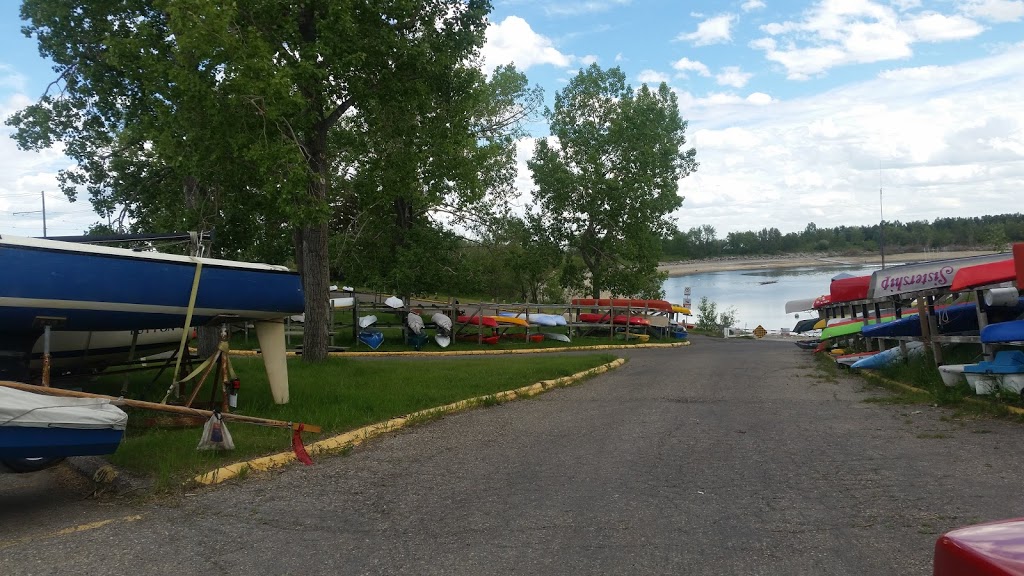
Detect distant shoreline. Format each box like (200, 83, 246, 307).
(658, 250, 998, 277)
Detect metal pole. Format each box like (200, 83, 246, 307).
(41, 191, 47, 237)
(879, 165, 885, 269)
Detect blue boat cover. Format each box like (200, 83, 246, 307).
(358, 329, 384, 350)
(981, 320, 1024, 344)
(964, 350, 1024, 375)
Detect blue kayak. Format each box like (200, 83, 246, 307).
(851, 341, 924, 369)
(981, 320, 1024, 344)
(964, 350, 1024, 375)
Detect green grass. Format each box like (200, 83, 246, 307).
(93, 353, 618, 490)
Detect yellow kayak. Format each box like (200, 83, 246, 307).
(672, 305, 691, 315)
(813, 318, 827, 330)
(491, 316, 530, 327)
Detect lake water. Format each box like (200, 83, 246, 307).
(662, 264, 884, 332)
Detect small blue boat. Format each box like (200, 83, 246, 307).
(981, 320, 1024, 344)
(358, 329, 384, 350)
(963, 351, 1024, 394)
(0, 386, 128, 460)
(850, 341, 924, 369)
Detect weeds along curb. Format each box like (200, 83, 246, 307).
(191, 358, 628, 487)
(226, 340, 690, 359)
(859, 370, 1024, 417)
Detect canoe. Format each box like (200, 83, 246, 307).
(0, 386, 128, 459)
(498, 312, 560, 327)
(813, 318, 827, 330)
(981, 320, 1024, 344)
(867, 253, 1009, 299)
(671, 305, 691, 315)
(830, 275, 871, 303)
(491, 316, 529, 328)
(456, 334, 499, 345)
(950, 258, 1015, 292)
(577, 313, 650, 326)
(835, 351, 878, 367)
(813, 294, 832, 309)
(28, 328, 186, 374)
(785, 298, 817, 313)
(457, 315, 498, 328)
(850, 341, 924, 369)
(792, 318, 819, 333)
(358, 315, 378, 329)
(615, 332, 650, 343)
(357, 329, 384, 350)
(821, 315, 896, 340)
(542, 333, 571, 343)
(571, 298, 672, 312)
(431, 313, 453, 333)
(794, 339, 819, 350)
(406, 312, 425, 335)
(501, 333, 545, 343)
(935, 518, 1024, 574)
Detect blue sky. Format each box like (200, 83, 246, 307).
(2, 0, 1024, 239)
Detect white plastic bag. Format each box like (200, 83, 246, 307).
(196, 413, 235, 451)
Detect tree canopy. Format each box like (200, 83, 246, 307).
(528, 64, 698, 299)
(8, 0, 541, 359)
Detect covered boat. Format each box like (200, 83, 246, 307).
(0, 235, 303, 402)
(0, 386, 128, 459)
(951, 258, 1016, 292)
(829, 275, 871, 303)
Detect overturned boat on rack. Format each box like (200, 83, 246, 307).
(0, 234, 303, 402)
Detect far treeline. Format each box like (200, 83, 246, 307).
(662, 214, 1024, 260)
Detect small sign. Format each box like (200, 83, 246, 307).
(684, 287, 691, 296)
(753, 325, 767, 338)
(683, 297, 691, 308)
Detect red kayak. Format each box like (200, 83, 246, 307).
(578, 313, 650, 326)
(571, 298, 672, 311)
(830, 275, 871, 303)
(501, 333, 545, 343)
(951, 258, 1015, 292)
(456, 334, 500, 345)
(457, 315, 499, 328)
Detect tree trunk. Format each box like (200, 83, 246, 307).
(301, 221, 330, 361)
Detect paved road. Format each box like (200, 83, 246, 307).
(3, 336, 1024, 575)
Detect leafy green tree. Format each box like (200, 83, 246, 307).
(8, 0, 500, 361)
(529, 64, 698, 298)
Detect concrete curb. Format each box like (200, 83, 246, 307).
(191, 357, 629, 487)
(226, 340, 690, 359)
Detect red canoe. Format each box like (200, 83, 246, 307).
(578, 313, 650, 326)
(951, 258, 1015, 292)
(571, 298, 673, 311)
(830, 275, 871, 303)
(813, 294, 832, 309)
(457, 315, 499, 328)
(501, 333, 545, 343)
(455, 334, 500, 345)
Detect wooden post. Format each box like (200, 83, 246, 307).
(976, 289, 993, 361)
(926, 295, 943, 365)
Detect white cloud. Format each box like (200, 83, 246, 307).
(637, 69, 670, 84)
(677, 14, 736, 46)
(543, 0, 633, 17)
(614, 52, 626, 62)
(752, 1, 952, 79)
(904, 12, 984, 42)
(746, 92, 774, 105)
(481, 16, 573, 75)
(959, 0, 1024, 22)
(741, 0, 766, 11)
(672, 57, 712, 77)
(670, 44, 1024, 234)
(716, 66, 753, 88)
(580, 54, 599, 66)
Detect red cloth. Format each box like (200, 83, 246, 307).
(292, 424, 313, 466)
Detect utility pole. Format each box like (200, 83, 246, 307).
(879, 163, 885, 269)
(12, 191, 48, 237)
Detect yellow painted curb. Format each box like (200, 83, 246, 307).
(226, 340, 689, 359)
(860, 371, 1024, 416)
(192, 358, 628, 486)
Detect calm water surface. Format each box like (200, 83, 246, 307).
(662, 264, 884, 332)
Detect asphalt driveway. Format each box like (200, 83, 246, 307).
(3, 335, 1023, 575)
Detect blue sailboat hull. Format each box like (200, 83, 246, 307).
(0, 240, 304, 333)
